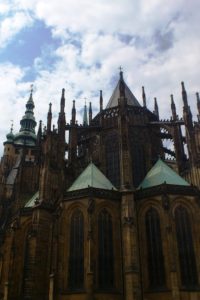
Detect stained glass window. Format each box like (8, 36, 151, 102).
(68, 209, 84, 290)
(145, 207, 165, 289)
(175, 206, 198, 288)
(98, 209, 114, 289)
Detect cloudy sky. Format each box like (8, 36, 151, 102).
(0, 0, 199, 155)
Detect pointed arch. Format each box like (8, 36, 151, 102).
(98, 208, 114, 289)
(68, 209, 84, 290)
(145, 207, 165, 289)
(175, 205, 198, 287)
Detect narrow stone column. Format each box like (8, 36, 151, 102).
(49, 273, 54, 300)
(3, 282, 9, 300)
(121, 193, 141, 300)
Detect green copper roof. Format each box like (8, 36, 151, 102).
(138, 159, 190, 189)
(67, 162, 117, 191)
(25, 191, 39, 207)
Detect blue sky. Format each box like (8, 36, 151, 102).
(0, 0, 200, 155)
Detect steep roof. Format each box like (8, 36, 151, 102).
(67, 162, 117, 191)
(106, 78, 141, 109)
(138, 159, 190, 189)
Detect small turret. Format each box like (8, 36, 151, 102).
(154, 97, 159, 119)
(4, 123, 14, 145)
(142, 86, 146, 107)
(83, 102, 88, 126)
(89, 102, 92, 125)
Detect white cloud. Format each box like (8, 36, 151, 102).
(0, 11, 33, 48)
(0, 0, 200, 159)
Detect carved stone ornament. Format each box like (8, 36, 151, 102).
(87, 198, 95, 214)
(123, 216, 134, 226)
(162, 193, 170, 210)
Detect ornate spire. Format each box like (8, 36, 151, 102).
(196, 92, 200, 121)
(83, 101, 88, 126)
(89, 102, 92, 125)
(119, 68, 125, 98)
(14, 87, 37, 146)
(154, 97, 159, 119)
(58, 88, 66, 135)
(72, 100, 76, 125)
(100, 90, 103, 112)
(60, 88, 65, 113)
(142, 86, 146, 107)
(47, 103, 52, 132)
(171, 94, 177, 120)
(181, 81, 188, 107)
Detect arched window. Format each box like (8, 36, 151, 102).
(98, 209, 114, 289)
(68, 209, 84, 290)
(175, 206, 198, 287)
(105, 134, 120, 188)
(22, 230, 34, 299)
(145, 207, 165, 289)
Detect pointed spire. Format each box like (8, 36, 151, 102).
(171, 94, 177, 120)
(100, 90, 103, 112)
(89, 102, 92, 125)
(181, 81, 188, 107)
(37, 120, 42, 140)
(142, 86, 146, 107)
(119, 69, 125, 98)
(72, 100, 76, 125)
(60, 88, 65, 113)
(154, 97, 159, 119)
(196, 92, 200, 121)
(47, 103, 52, 132)
(20, 89, 36, 133)
(83, 102, 88, 126)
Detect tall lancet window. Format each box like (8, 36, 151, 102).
(98, 209, 114, 289)
(68, 209, 84, 290)
(22, 230, 34, 299)
(175, 206, 198, 287)
(145, 207, 165, 289)
(105, 133, 120, 187)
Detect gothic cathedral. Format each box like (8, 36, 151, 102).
(0, 71, 200, 300)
